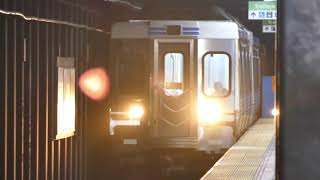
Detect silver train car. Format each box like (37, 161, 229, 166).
(108, 20, 262, 153)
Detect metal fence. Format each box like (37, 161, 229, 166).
(0, 0, 108, 180)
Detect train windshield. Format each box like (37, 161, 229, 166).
(164, 53, 184, 96)
(118, 54, 145, 95)
(203, 53, 230, 97)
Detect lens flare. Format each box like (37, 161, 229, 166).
(79, 67, 110, 101)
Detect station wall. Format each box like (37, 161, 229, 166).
(262, 76, 275, 117)
(0, 0, 108, 180)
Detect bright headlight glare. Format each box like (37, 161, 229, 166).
(198, 99, 222, 123)
(272, 108, 279, 117)
(128, 104, 144, 120)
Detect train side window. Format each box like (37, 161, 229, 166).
(203, 53, 230, 97)
(164, 53, 184, 96)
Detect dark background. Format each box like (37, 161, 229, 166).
(0, 0, 280, 180)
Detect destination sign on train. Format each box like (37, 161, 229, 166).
(248, 1, 277, 20)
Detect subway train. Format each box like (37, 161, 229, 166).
(108, 20, 262, 154)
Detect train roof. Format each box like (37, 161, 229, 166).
(111, 20, 250, 39)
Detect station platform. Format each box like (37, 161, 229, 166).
(201, 118, 275, 180)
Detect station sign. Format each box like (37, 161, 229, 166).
(248, 1, 277, 20)
(262, 20, 277, 33)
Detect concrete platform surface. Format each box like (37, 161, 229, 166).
(201, 118, 275, 180)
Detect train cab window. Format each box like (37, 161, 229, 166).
(164, 53, 184, 96)
(203, 53, 230, 97)
(118, 54, 145, 95)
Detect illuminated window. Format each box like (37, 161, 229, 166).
(164, 53, 184, 96)
(56, 57, 75, 140)
(203, 53, 230, 97)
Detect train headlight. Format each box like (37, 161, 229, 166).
(128, 104, 144, 120)
(272, 108, 279, 117)
(198, 99, 222, 124)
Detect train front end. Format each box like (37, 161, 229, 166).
(108, 21, 240, 153)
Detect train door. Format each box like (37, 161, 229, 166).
(153, 39, 196, 137)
